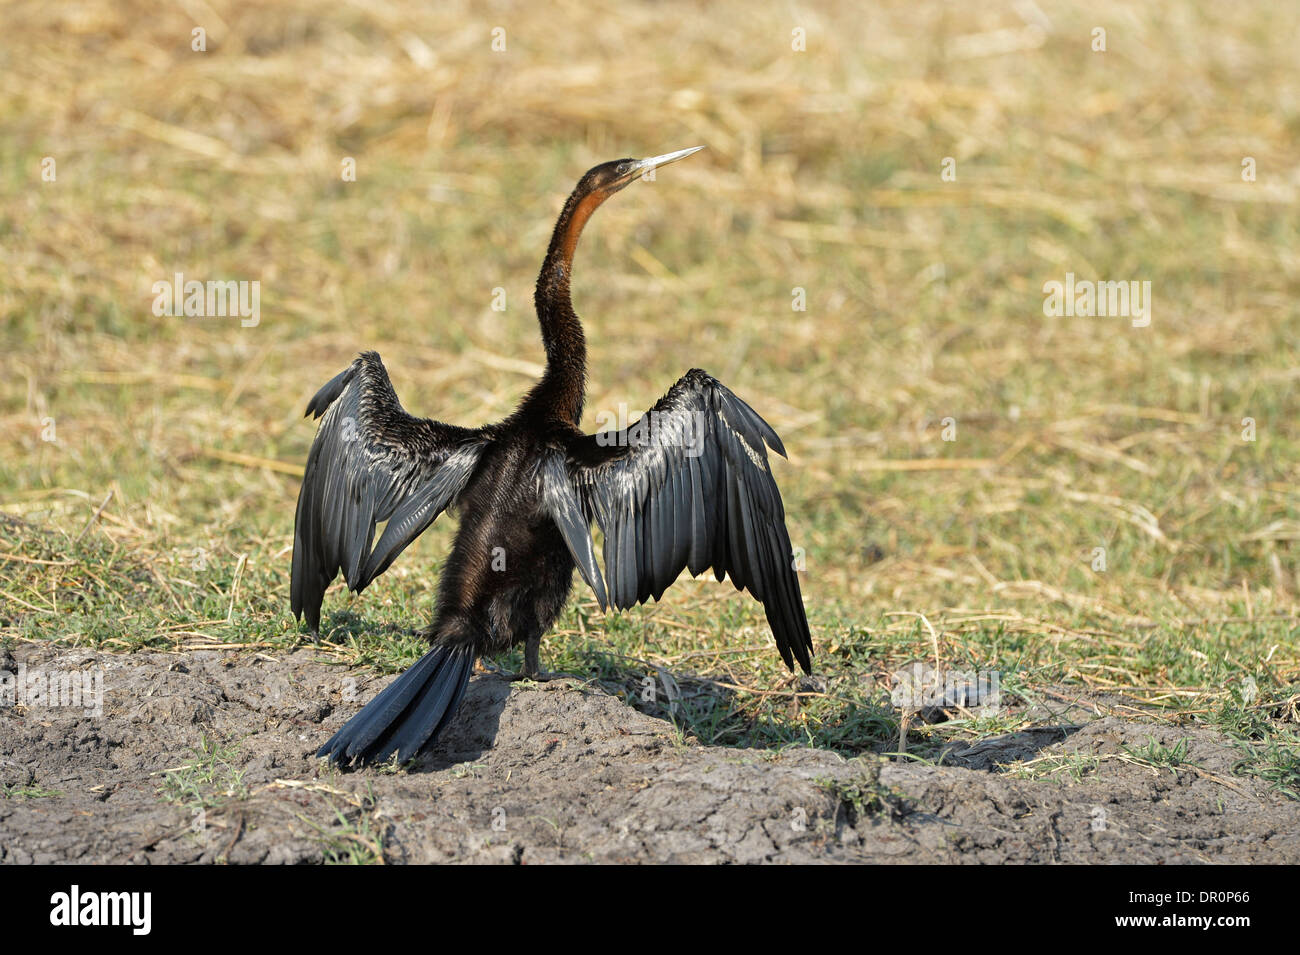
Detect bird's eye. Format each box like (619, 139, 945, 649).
(615, 162, 632, 176)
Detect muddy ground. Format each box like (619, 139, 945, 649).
(0, 642, 1295, 864)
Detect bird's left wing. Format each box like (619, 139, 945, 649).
(542, 368, 813, 673)
(290, 352, 490, 634)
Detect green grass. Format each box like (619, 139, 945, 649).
(1211, 683, 1300, 799)
(1, 1, 1298, 793)
(1, 784, 64, 799)
(817, 759, 910, 823)
(1231, 736, 1300, 800)
(1005, 753, 1105, 784)
(158, 735, 249, 812)
(297, 794, 387, 865)
(1121, 737, 1192, 773)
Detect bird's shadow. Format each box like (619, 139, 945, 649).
(403, 647, 875, 769)
(392, 648, 1080, 773)
(409, 674, 512, 772)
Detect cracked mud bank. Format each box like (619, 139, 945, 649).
(1, 643, 1295, 864)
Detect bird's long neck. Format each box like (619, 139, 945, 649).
(528, 188, 605, 425)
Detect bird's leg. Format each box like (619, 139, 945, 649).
(477, 633, 543, 680)
(495, 633, 581, 683)
(523, 633, 542, 680)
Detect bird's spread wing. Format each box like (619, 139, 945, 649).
(291, 352, 488, 633)
(544, 368, 812, 673)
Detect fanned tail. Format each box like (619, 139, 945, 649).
(318, 644, 475, 767)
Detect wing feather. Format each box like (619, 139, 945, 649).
(290, 352, 489, 633)
(543, 369, 812, 673)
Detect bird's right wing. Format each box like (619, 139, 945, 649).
(544, 368, 813, 673)
(290, 352, 490, 633)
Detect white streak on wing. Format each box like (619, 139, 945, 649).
(723, 420, 767, 470)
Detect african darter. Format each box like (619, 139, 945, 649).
(291, 147, 813, 766)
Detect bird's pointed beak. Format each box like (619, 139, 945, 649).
(617, 146, 706, 188)
(634, 145, 706, 174)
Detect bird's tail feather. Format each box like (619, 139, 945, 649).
(317, 643, 475, 767)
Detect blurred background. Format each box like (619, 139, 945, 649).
(1, 1, 1297, 744)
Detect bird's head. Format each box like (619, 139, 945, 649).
(541, 146, 706, 287)
(576, 145, 706, 200)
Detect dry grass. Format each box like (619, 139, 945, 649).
(1, 1, 1298, 768)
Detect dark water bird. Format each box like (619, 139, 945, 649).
(292, 146, 813, 767)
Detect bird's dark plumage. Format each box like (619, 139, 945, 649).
(290, 352, 487, 634)
(293, 147, 813, 768)
(550, 368, 811, 672)
(314, 643, 474, 766)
